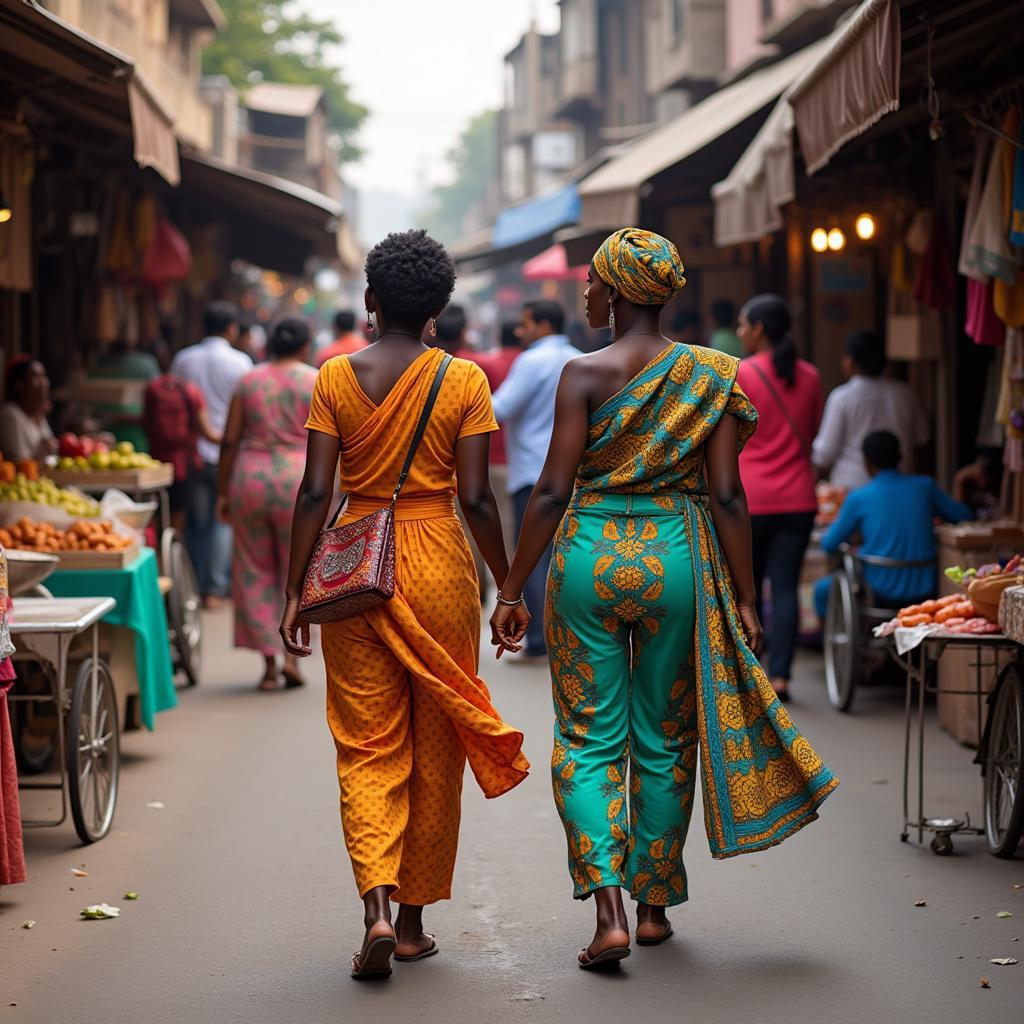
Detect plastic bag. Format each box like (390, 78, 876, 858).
(99, 489, 156, 545)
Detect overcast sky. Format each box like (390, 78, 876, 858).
(306, 0, 560, 199)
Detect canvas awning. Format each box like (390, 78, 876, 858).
(789, 0, 900, 175)
(0, 0, 181, 185)
(492, 184, 581, 249)
(522, 244, 589, 283)
(575, 41, 834, 230)
(712, 0, 899, 245)
(177, 152, 345, 275)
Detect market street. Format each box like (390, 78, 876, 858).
(2, 608, 1022, 1023)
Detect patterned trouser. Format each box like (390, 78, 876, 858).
(548, 494, 698, 907)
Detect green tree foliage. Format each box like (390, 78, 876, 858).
(420, 110, 498, 245)
(203, 0, 367, 160)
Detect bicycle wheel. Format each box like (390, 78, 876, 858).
(67, 657, 119, 844)
(824, 573, 860, 712)
(985, 663, 1024, 858)
(163, 530, 202, 687)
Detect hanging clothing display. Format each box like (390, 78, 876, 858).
(968, 111, 1018, 284)
(994, 109, 1024, 328)
(912, 211, 956, 310)
(966, 278, 1006, 346)
(959, 133, 994, 280)
(1011, 119, 1024, 247)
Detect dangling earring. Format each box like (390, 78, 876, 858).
(365, 310, 375, 333)
(608, 300, 616, 336)
(428, 317, 437, 338)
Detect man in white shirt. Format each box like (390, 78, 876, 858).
(812, 330, 930, 492)
(170, 302, 252, 606)
(492, 300, 581, 657)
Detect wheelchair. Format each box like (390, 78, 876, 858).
(822, 548, 935, 712)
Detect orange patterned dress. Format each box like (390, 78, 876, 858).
(305, 347, 529, 905)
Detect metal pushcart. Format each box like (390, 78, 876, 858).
(9, 596, 119, 844)
(889, 630, 1024, 857)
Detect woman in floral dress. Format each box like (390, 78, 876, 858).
(218, 319, 318, 690)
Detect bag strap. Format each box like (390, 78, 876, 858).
(391, 353, 453, 505)
(749, 360, 811, 457)
(320, 353, 453, 527)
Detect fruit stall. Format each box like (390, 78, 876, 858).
(1, 436, 198, 845)
(872, 550, 1024, 859)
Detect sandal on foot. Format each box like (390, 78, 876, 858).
(394, 934, 439, 963)
(578, 944, 631, 971)
(257, 676, 280, 692)
(636, 923, 673, 946)
(351, 935, 396, 980)
(281, 669, 305, 689)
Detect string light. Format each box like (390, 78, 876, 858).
(0, 193, 11, 224)
(810, 228, 828, 253)
(827, 227, 846, 252)
(855, 213, 876, 240)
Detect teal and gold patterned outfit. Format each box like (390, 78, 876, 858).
(547, 340, 838, 906)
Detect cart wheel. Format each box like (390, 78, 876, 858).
(930, 834, 954, 856)
(67, 657, 119, 844)
(984, 663, 1024, 859)
(824, 573, 860, 712)
(162, 530, 202, 687)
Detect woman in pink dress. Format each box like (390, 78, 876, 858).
(0, 548, 26, 890)
(218, 320, 318, 691)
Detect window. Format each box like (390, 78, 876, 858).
(670, 0, 685, 39)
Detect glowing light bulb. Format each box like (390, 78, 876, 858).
(827, 227, 846, 251)
(855, 213, 876, 240)
(810, 228, 828, 253)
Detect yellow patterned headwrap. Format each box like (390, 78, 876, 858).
(593, 228, 687, 306)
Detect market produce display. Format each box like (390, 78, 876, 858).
(0, 475, 99, 517)
(877, 555, 1024, 636)
(0, 456, 39, 483)
(55, 437, 160, 473)
(0, 518, 133, 553)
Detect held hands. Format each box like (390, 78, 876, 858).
(737, 602, 764, 658)
(280, 596, 312, 657)
(489, 598, 532, 659)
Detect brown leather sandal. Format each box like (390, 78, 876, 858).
(394, 934, 439, 963)
(578, 944, 631, 970)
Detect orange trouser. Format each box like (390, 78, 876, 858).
(321, 497, 475, 905)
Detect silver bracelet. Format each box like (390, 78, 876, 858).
(496, 593, 524, 607)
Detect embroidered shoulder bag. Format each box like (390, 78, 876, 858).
(297, 354, 452, 624)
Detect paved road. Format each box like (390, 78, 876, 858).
(3, 607, 1022, 1023)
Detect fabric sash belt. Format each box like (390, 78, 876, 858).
(344, 492, 456, 522)
(569, 489, 709, 516)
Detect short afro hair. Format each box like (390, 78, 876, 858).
(862, 430, 901, 471)
(365, 230, 456, 331)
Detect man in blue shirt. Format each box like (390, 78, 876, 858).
(492, 299, 582, 657)
(814, 430, 973, 618)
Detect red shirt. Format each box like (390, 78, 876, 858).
(457, 347, 520, 465)
(736, 352, 823, 516)
(316, 332, 367, 367)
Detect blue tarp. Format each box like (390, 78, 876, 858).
(492, 183, 581, 249)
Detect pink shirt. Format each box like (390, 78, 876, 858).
(736, 352, 823, 516)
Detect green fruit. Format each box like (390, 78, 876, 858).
(116, 441, 135, 455)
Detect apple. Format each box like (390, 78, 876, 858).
(93, 441, 109, 455)
(58, 433, 82, 459)
(89, 452, 111, 471)
(78, 437, 95, 458)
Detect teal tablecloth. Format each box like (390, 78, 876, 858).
(47, 547, 176, 729)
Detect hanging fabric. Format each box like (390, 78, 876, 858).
(968, 110, 1018, 284)
(912, 210, 956, 310)
(959, 132, 994, 280)
(966, 278, 1006, 346)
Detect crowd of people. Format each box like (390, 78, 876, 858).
(1, 223, 987, 977)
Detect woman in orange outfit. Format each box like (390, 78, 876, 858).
(281, 230, 530, 980)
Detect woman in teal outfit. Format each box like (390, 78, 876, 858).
(491, 228, 838, 971)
